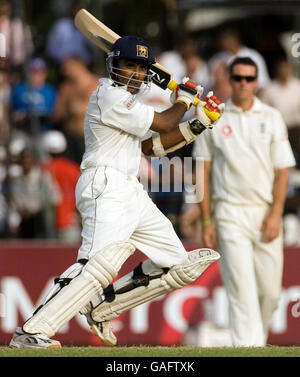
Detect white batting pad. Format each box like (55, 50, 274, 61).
(91, 248, 220, 322)
(23, 241, 135, 337)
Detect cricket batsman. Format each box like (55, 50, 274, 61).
(10, 35, 224, 348)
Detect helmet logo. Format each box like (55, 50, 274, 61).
(136, 45, 148, 58)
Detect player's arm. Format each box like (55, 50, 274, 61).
(198, 160, 217, 249)
(142, 126, 185, 155)
(199, 160, 212, 224)
(150, 102, 187, 133)
(142, 118, 208, 156)
(142, 93, 224, 157)
(271, 167, 291, 216)
(260, 167, 291, 242)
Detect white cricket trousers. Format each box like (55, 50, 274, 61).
(75, 166, 187, 268)
(214, 201, 283, 347)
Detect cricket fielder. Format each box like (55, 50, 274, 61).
(192, 57, 295, 346)
(10, 36, 224, 348)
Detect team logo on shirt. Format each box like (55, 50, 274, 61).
(124, 94, 137, 109)
(221, 125, 232, 137)
(136, 45, 148, 58)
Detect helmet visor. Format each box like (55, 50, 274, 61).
(106, 55, 152, 93)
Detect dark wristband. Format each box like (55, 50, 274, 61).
(188, 119, 206, 135)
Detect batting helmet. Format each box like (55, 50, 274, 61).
(108, 35, 155, 65)
(106, 35, 155, 93)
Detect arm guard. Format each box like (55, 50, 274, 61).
(152, 119, 207, 157)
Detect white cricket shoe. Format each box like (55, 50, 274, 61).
(9, 327, 61, 349)
(86, 315, 117, 346)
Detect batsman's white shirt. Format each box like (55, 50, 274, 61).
(80, 78, 153, 176)
(193, 97, 295, 346)
(75, 78, 187, 266)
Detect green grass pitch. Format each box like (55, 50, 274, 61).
(0, 345, 300, 357)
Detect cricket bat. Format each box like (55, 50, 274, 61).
(74, 8, 220, 121)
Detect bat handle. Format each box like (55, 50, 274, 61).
(168, 80, 220, 122)
(168, 80, 178, 91)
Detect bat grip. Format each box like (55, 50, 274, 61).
(183, 79, 198, 90)
(168, 80, 220, 122)
(168, 80, 178, 91)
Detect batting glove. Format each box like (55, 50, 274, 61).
(170, 77, 204, 110)
(195, 91, 225, 129)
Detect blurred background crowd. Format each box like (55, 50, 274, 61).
(1, 0, 300, 245)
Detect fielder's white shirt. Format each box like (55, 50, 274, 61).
(80, 78, 155, 176)
(193, 97, 296, 205)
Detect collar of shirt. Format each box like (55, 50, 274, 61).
(225, 96, 263, 115)
(99, 77, 114, 86)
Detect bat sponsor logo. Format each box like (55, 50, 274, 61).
(149, 69, 166, 83)
(148, 67, 170, 89)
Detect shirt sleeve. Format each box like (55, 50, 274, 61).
(271, 109, 296, 169)
(100, 88, 155, 139)
(192, 130, 213, 161)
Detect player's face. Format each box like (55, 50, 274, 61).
(230, 64, 258, 102)
(117, 59, 148, 94)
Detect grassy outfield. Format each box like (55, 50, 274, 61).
(0, 345, 300, 357)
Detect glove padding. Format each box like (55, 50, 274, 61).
(170, 77, 203, 110)
(196, 91, 225, 128)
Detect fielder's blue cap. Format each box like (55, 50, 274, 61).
(28, 57, 47, 71)
(109, 35, 155, 65)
